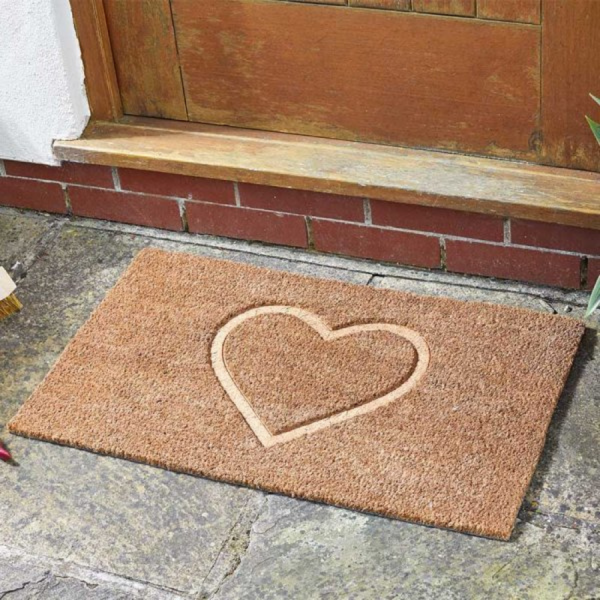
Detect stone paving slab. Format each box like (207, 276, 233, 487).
(0, 211, 58, 273)
(214, 495, 599, 600)
(0, 209, 598, 598)
(0, 544, 185, 599)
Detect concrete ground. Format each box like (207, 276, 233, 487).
(0, 206, 598, 599)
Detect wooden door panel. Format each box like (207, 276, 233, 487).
(103, 0, 188, 120)
(412, 0, 475, 16)
(171, 0, 541, 160)
(477, 0, 541, 25)
(541, 0, 600, 172)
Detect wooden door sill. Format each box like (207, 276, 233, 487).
(54, 117, 600, 229)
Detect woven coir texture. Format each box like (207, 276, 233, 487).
(9, 248, 584, 539)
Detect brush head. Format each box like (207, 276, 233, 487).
(0, 293, 22, 319)
(0, 267, 21, 320)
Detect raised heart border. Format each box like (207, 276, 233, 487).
(211, 305, 430, 448)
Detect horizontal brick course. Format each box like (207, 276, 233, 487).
(186, 202, 308, 248)
(5, 160, 114, 189)
(69, 186, 182, 231)
(312, 219, 441, 268)
(446, 240, 582, 288)
(3, 159, 599, 291)
(511, 219, 600, 256)
(370, 200, 504, 241)
(0, 177, 66, 213)
(238, 183, 365, 221)
(119, 168, 235, 205)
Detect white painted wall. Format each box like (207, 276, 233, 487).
(0, 0, 89, 165)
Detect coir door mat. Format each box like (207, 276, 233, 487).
(9, 249, 584, 540)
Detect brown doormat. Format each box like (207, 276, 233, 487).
(9, 249, 583, 540)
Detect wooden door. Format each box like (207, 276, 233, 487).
(102, 0, 600, 172)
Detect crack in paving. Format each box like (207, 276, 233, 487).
(520, 508, 599, 533)
(201, 493, 268, 600)
(0, 573, 50, 599)
(0, 544, 187, 599)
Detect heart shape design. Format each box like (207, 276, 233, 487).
(211, 306, 430, 447)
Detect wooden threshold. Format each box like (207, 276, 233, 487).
(54, 117, 600, 230)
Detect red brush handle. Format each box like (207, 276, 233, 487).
(0, 441, 11, 462)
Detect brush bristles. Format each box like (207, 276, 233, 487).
(0, 293, 22, 319)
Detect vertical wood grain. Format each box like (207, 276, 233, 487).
(541, 0, 600, 172)
(412, 0, 475, 16)
(69, 0, 122, 120)
(103, 0, 188, 120)
(349, 0, 411, 9)
(172, 0, 540, 160)
(288, 0, 346, 4)
(477, 0, 540, 24)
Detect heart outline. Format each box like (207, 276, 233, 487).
(211, 305, 430, 448)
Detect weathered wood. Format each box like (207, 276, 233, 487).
(477, 0, 540, 24)
(103, 0, 187, 120)
(170, 0, 540, 160)
(540, 0, 600, 172)
(69, 0, 121, 120)
(348, 0, 411, 10)
(412, 0, 475, 16)
(288, 0, 346, 4)
(54, 117, 600, 229)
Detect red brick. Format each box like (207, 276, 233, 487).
(371, 200, 504, 241)
(312, 219, 440, 267)
(511, 219, 600, 256)
(238, 183, 365, 221)
(446, 240, 582, 288)
(5, 160, 114, 188)
(69, 187, 182, 231)
(186, 202, 308, 247)
(0, 177, 66, 213)
(119, 169, 235, 204)
(587, 258, 600, 291)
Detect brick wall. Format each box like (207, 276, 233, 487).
(1, 159, 599, 290)
(288, 0, 541, 24)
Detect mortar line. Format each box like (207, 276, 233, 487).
(111, 167, 121, 191)
(363, 198, 372, 225)
(503, 218, 511, 244)
(178, 199, 189, 232)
